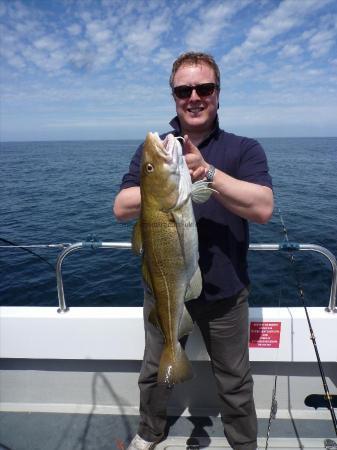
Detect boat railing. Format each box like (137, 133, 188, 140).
(1, 240, 336, 313)
(54, 240, 337, 314)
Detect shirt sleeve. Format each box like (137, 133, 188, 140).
(237, 138, 273, 189)
(119, 143, 143, 190)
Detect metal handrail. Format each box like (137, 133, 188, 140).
(56, 241, 132, 313)
(249, 243, 337, 313)
(55, 241, 337, 314)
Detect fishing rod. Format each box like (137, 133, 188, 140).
(290, 255, 337, 435)
(264, 217, 285, 450)
(265, 367, 278, 450)
(0, 237, 67, 272)
(277, 208, 337, 437)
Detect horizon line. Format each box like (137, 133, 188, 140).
(2, 136, 337, 144)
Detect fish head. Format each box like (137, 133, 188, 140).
(141, 132, 191, 211)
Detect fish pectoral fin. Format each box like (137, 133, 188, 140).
(131, 220, 143, 255)
(148, 307, 161, 331)
(178, 305, 194, 339)
(185, 266, 202, 302)
(171, 210, 186, 255)
(142, 261, 154, 294)
(191, 180, 216, 204)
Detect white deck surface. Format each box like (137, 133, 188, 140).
(159, 437, 336, 449)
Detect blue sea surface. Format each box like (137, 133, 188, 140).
(0, 138, 336, 308)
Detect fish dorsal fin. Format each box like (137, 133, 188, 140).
(191, 180, 215, 204)
(131, 220, 143, 255)
(185, 265, 203, 302)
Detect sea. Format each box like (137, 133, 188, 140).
(0, 137, 336, 309)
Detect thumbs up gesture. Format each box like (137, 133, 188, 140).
(183, 135, 210, 182)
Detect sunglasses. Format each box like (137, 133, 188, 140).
(173, 83, 219, 99)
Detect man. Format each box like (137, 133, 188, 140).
(114, 52, 273, 450)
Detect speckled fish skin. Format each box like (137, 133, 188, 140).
(132, 132, 204, 385)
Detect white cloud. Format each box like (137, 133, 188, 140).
(14, 20, 38, 35)
(67, 23, 82, 36)
(0, 47, 26, 69)
(123, 12, 171, 58)
(175, 0, 203, 16)
(185, 1, 250, 49)
(222, 0, 334, 66)
(7, 1, 30, 20)
(154, 48, 175, 71)
(308, 29, 337, 58)
(278, 43, 302, 58)
(0, 24, 17, 46)
(0, 2, 6, 17)
(1, 0, 336, 140)
(91, 43, 117, 70)
(221, 103, 337, 137)
(86, 20, 112, 43)
(20, 45, 68, 73)
(33, 35, 63, 51)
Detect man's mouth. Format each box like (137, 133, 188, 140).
(187, 106, 204, 114)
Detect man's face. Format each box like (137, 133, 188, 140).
(172, 63, 219, 135)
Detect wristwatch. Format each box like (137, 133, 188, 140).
(205, 164, 216, 183)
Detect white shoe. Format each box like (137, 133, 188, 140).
(127, 434, 157, 450)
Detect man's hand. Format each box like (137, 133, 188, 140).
(183, 135, 209, 182)
(182, 135, 273, 223)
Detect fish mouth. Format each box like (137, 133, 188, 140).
(151, 132, 180, 165)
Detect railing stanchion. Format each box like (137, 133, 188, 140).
(56, 242, 132, 313)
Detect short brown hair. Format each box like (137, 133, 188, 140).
(169, 52, 221, 89)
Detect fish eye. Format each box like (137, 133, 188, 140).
(146, 163, 154, 173)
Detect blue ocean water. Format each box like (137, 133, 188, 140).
(0, 138, 336, 308)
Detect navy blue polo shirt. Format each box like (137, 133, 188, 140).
(119, 116, 273, 301)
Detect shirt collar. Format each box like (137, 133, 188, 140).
(169, 115, 220, 147)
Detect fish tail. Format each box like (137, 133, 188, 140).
(158, 342, 193, 386)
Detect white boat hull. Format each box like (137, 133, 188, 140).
(0, 305, 336, 448)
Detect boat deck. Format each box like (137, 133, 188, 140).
(0, 412, 336, 450)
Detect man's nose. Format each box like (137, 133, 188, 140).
(189, 88, 201, 101)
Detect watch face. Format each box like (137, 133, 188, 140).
(207, 165, 215, 182)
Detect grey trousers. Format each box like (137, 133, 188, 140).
(137, 288, 257, 450)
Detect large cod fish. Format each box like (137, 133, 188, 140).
(132, 132, 212, 386)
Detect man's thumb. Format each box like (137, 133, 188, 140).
(183, 134, 197, 154)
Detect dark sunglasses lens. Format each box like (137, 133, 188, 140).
(196, 83, 216, 96)
(173, 83, 217, 99)
(173, 86, 192, 99)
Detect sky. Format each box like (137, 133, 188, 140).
(0, 0, 336, 141)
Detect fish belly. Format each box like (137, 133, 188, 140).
(142, 208, 194, 385)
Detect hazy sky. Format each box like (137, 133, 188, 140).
(1, 0, 336, 141)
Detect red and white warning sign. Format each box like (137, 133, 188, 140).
(249, 321, 281, 348)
